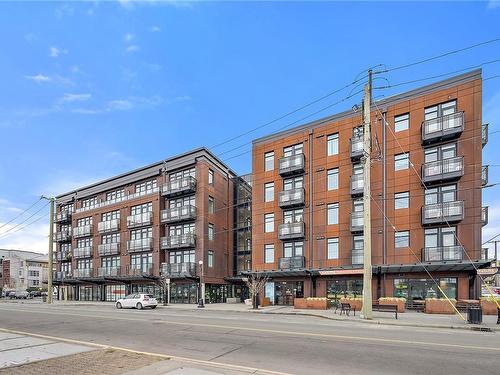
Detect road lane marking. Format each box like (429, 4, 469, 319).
(0, 328, 292, 375)
(0, 306, 497, 352)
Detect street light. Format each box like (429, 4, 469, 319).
(198, 260, 204, 308)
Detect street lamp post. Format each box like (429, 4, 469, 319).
(198, 260, 204, 308)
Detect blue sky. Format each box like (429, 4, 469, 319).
(0, 0, 499, 252)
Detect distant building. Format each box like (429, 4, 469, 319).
(0, 249, 49, 291)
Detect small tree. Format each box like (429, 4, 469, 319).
(244, 272, 269, 309)
(157, 273, 170, 306)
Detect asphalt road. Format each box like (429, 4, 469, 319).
(0, 303, 498, 375)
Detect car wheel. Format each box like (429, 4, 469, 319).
(116, 302, 122, 309)
(136, 302, 143, 310)
(150, 306, 157, 309)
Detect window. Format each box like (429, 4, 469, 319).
(395, 231, 410, 248)
(264, 213, 274, 233)
(102, 233, 120, 244)
(327, 168, 339, 190)
(394, 153, 409, 171)
(283, 143, 303, 157)
(170, 196, 195, 208)
(425, 184, 457, 205)
(394, 192, 409, 209)
(283, 241, 303, 257)
(101, 256, 120, 268)
(135, 180, 157, 194)
(169, 223, 195, 235)
(77, 238, 93, 248)
(81, 197, 97, 209)
(283, 176, 303, 191)
(327, 203, 339, 225)
(264, 151, 274, 171)
(424, 143, 456, 163)
(106, 189, 125, 201)
(327, 133, 339, 156)
(208, 169, 214, 185)
(169, 250, 195, 264)
(169, 168, 196, 181)
(130, 227, 152, 239)
(394, 113, 409, 132)
(208, 223, 214, 240)
(264, 182, 274, 202)
(131, 202, 152, 215)
(283, 209, 303, 223)
(327, 238, 339, 259)
(208, 251, 214, 268)
(102, 210, 120, 221)
(264, 244, 274, 263)
(77, 217, 92, 226)
(425, 100, 457, 120)
(208, 196, 214, 214)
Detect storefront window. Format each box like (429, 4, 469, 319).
(393, 278, 457, 301)
(326, 279, 363, 300)
(439, 277, 458, 299)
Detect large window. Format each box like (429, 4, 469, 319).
(327, 238, 339, 259)
(208, 196, 215, 214)
(208, 223, 214, 240)
(283, 176, 303, 191)
(102, 233, 120, 244)
(283, 143, 303, 157)
(394, 153, 409, 171)
(283, 241, 303, 257)
(131, 253, 152, 272)
(424, 100, 457, 120)
(208, 169, 214, 185)
(425, 143, 456, 163)
(81, 197, 97, 209)
(394, 192, 409, 209)
(77, 217, 92, 226)
(327, 133, 339, 156)
(131, 202, 152, 215)
(106, 189, 125, 201)
(169, 223, 195, 235)
(264, 182, 274, 202)
(135, 180, 157, 194)
(169, 168, 195, 180)
(130, 227, 152, 239)
(264, 151, 274, 171)
(264, 244, 274, 263)
(76, 238, 93, 248)
(264, 213, 274, 233)
(327, 168, 339, 191)
(425, 184, 457, 204)
(170, 195, 195, 208)
(395, 231, 410, 248)
(208, 250, 214, 268)
(169, 250, 195, 264)
(283, 208, 303, 223)
(394, 113, 409, 132)
(327, 203, 339, 225)
(101, 256, 120, 268)
(102, 210, 120, 221)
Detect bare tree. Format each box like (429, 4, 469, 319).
(157, 273, 169, 306)
(244, 272, 269, 309)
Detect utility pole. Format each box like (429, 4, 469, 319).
(42, 196, 55, 304)
(361, 70, 373, 320)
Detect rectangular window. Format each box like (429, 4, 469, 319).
(327, 168, 339, 190)
(283, 176, 303, 191)
(327, 133, 339, 156)
(208, 251, 214, 268)
(208, 223, 214, 240)
(264, 213, 274, 233)
(169, 196, 195, 208)
(264, 182, 274, 202)
(327, 203, 339, 225)
(102, 210, 120, 221)
(131, 202, 152, 215)
(264, 244, 274, 263)
(395, 231, 410, 248)
(135, 180, 157, 194)
(130, 227, 152, 239)
(106, 189, 125, 202)
(208, 169, 214, 185)
(327, 238, 339, 259)
(264, 151, 274, 171)
(208, 196, 214, 214)
(394, 113, 409, 132)
(394, 192, 409, 209)
(283, 143, 303, 157)
(81, 197, 97, 209)
(283, 209, 303, 223)
(394, 153, 409, 171)
(169, 168, 196, 181)
(283, 241, 303, 257)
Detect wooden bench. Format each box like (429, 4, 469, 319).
(372, 303, 398, 319)
(456, 300, 480, 313)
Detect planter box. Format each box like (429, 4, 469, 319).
(340, 298, 362, 312)
(425, 299, 456, 314)
(226, 297, 240, 304)
(294, 298, 328, 310)
(379, 299, 406, 313)
(480, 300, 499, 315)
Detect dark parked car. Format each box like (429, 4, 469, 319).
(30, 291, 42, 297)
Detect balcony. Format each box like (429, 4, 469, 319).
(98, 219, 120, 233)
(350, 212, 364, 232)
(279, 154, 305, 176)
(74, 187, 159, 214)
(278, 255, 305, 270)
(124, 264, 154, 277)
(73, 225, 92, 238)
(98, 267, 121, 277)
(161, 205, 197, 224)
(73, 268, 94, 278)
(421, 111, 464, 144)
(127, 212, 152, 228)
(161, 262, 197, 278)
(54, 230, 71, 242)
(422, 246, 464, 262)
(278, 221, 305, 240)
(350, 136, 364, 160)
(421, 201, 464, 225)
(160, 233, 196, 249)
(53, 271, 72, 280)
(73, 246, 93, 259)
(127, 238, 153, 253)
(482, 206, 489, 227)
(54, 211, 72, 223)
(161, 176, 197, 198)
(98, 243, 121, 256)
(482, 165, 489, 186)
(352, 249, 364, 266)
(482, 123, 488, 148)
(350, 174, 364, 196)
(278, 188, 305, 208)
(421, 156, 464, 184)
(55, 249, 71, 261)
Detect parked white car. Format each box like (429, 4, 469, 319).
(115, 293, 158, 310)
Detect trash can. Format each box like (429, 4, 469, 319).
(467, 306, 482, 324)
(42, 296, 46, 302)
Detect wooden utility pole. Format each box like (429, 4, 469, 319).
(361, 70, 373, 319)
(42, 196, 55, 304)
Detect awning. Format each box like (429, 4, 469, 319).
(377, 260, 492, 274)
(242, 269, 311, 278)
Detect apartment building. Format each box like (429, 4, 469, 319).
(251, 69, 490, 306)
(53, 148, 249, 303)
(0, 249, 49, 292)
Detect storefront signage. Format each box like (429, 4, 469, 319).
(478, 268, 498, 276)
(318, 269, 364, 276)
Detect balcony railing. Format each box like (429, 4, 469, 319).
(482, 206, 489, 227)
(352, 249, 364, 266)
(161, 176, 197, 197)
(278, 188, 305, 208)
(482, 165, 489, 186)
(421, 156, 464, 184)
(421, 111, 464, 144)
(482, 123, 488, 148)
(160, 262, 197, 277)
(53, 271, 72, 280)
(161, 205, 197, 224)
(422, 246, 464, 262)
(350, 136, 364, 160)
(127, 212, 152, 228)
(54, 211, 72, 223)
(124, 264, 155, 277)
(279, 154, 305, 176)
(127, 238, 153, 253)
(350, 211, 364, 232)
(73, 246, 93, 259)
(54, 230, 71, 242)
(160, 233, 196, 249)
(350, 174, 364, 196)
(75, 187, 159, 214)
(278, 255, 305, 270)
(55, 250, 71, 261)
(278, 221, 305, 240)
(98, 267, 121, 277)
(98, 243, 121, 256)
(73, 225, 92, 238)
(98, 219, 120, 233)
(421, 201, 464, 225)
(73, 268, 94, 278)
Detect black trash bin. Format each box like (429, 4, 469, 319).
(467, 306, 482, 324)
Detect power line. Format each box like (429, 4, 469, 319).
(0, 197, 43, 230)
(0, 201, 50, 237)
(0, 213, 48, 240)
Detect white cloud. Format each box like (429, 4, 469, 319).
(49, 46, 60, 58)
(59, 93, 92, 103)
(126, 44, 140, 53)
(108, 99, 134, 111)
(24, 74, 73, 86)
(150, 26, 161, 32)
(72, 95, 163, 115)
(118, 0, 193, 10)
(487, 0, 500, 9)
(0, 221, 49, 254)
(70, 65, 80, 74)
(124, 33, 135, 42)
(24, 33, 37, 43)
(25, 74, 51, 83)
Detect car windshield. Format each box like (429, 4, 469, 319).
(145, 294, 154, 298)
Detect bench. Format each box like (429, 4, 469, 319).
(456, 300, 480, 313)
(335, 302, 354, 316)
(372, 303, 398, 319)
